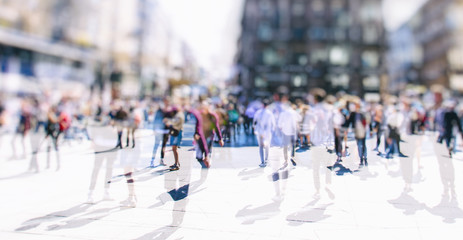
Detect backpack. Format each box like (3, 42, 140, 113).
(228, 110, 239, 123)
(59, 112, 71, 132)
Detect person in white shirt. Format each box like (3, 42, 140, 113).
(86, 116, 118, 204)
(309, 93, 333, 198)
(253, 99, 275, 167)
(278, 103, 301, 168)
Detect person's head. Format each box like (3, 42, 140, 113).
(279, 93, 289, 103)
(200, 99, 212, 113)
(314, 94, 324, 104)
(227, 103, 235, 110)
(262, 98, 271, 108)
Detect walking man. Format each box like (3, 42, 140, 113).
(253, 99, 275, 167)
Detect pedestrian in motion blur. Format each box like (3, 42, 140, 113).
(438, 100, 463, 157)
(278, 103, 301, 169)
(345, 102, 368, 167)
(191, 100, 224, 168)
(253, 99, 275, 167)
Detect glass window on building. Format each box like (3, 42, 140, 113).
(412, 45, 423, 65)
(360, 2, 381, 22)
(310, 48, 328, 64)
(363, 25, 379, 43)
(19, 51, 34, 76)
(259, 0, 273, 18)
(330, 46, 349, 65)
(361, 51, 379, 68)
(292, 0, 305, 17)
(336, 12, 351, 27)
(292, 27, 305, 41)
(448, 47, 463, 70)
(331, 74, 349, 89)
(263, 48, 279, 65)
(363, 75, 380, 90)
(308, 26, 327, 40)
(255, 76, 268, 88)
(311, 0, 325, 15)
(291, 74, 307, 87)
(258, 22, 273, 41)
(297, 54, 308, 65)
(333, 28, 346, 41)
(331, 0, 344, 15)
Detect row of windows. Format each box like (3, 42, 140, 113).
(0, 46, 84, 78)
(254, 73, 380, 90)
(256, 0, 381, 21)
(257, 24, 382, 43)
(259, 47, 380, 68)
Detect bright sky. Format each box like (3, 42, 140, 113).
(158, 0, 427, 79)
(382, 0, 428, 31)
(158, 0, 244, 79)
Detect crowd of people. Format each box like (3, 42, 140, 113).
(1, 88, 462, 206)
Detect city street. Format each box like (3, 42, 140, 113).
(1, 122, 463, 240)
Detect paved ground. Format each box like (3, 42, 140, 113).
(1, 124, 463, 240)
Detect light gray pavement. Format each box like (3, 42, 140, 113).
(1, 128, 463, 240)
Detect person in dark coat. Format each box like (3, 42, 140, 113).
(345, 102, 368, 167)
(440, 101, 463, 157)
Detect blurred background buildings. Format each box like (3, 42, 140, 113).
(0, 0, 202, 102)
(0, 0, 462, 101)
(235, 0, 386, 100)
(387, 0, 463, 95)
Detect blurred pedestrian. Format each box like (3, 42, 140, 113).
(163, 106, 185, 170)
(191, 100, 224, 168)
(278, 104, 300, 169)
(253, 99, 275, 167)
(345, 102, 368, 167)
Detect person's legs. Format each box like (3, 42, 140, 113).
(375, 126, 382, 150)
(53, 134, 60, 170)
(290, 135, 297, 166)
(281, 135, 291, 168)
(116, 131, 122, 148)
(121, 167, 136, 207)
(171, 145, 179, 169)
(130, 128, 136, 148)
(258, 136, 265, 164)
(103, 152, 116, 199)
(357, 138, 364, 165)
(160, 133, 169, 164)
(126, 128, 130, 147)
(291, 136, 296, 158)
(445, 135, 453, 157)
(334, 130, 342, 160)
(361, 138, 367, 165)
(195, 133, 208, 168)
(204, 136, 215, 167)
(88, 155, 104, 200)
(151, 133, 161, 166)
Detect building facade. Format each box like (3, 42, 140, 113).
(235, 0, 386, 99)
(0, 0, 98, 96)
(388, 0, 463, 93)
(0, 0, 182, 99)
